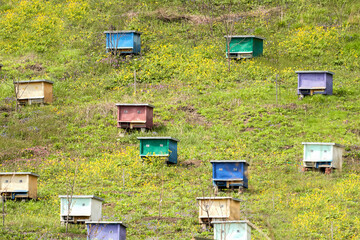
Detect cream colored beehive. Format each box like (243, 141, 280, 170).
(13, 80, 53, 105)
(0, 172, 39, 199)
(196, 197, 241, 226)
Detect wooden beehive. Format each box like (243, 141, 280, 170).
(212, 220, 251, 240)
(224, 35, 264, 59)
(13, 80, 53, 105)
(116, 104, 154, 130)
(302, 142, 344, 173)
(86, 221, 127, 240)
(104, 31, 141, 54)
(138, 137, 179, 164)
(0, 172, 39, 199)
(59, 195, 104, 224)
(211, 160, 249, 193)
(196, 197, 241, 226)
(296, 71, 334, 98)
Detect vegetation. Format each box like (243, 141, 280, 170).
(0, 0, 360, 239)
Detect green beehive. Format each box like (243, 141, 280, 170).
(224, 35, 264, 59)
(137, 137, 179, 164)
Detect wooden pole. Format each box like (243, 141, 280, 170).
(134, 69, 136, 95)
(247, 221, 272, 240)
(275, 74, 279, 104)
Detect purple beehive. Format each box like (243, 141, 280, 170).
(296, 71, 334, 97)
(86, 221, 127, 240)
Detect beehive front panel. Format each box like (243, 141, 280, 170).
(305, 145, 332, 162)
(214, 222, 250, 240)
(0, 175, 28, 193)
(61, 198, 92, 216)
(228, 38, 252, 53)
(107, 32, 134, 50)
(199, 199, 230, 219)
(299, 73, 326, 89)
(119, 106, 147, 122)
(16, 82, 44, 99)
(213, 162, 243, 180)
(88, 224, 120, 240)
(141, 139, 169, 156)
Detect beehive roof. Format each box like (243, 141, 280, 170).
(302, 142, 344, 147)
(212, 220, 250, 224)
(137, 137, 179, 142)
(210, 160, 249, 165)
(196, 197, 241, 202)
(224, 35, 265, 40)
(295, 71, 334, 75)
(58, 195, 104, 201)
(0, 172, 39, 177)
(103, 30, 142, 34)
(13, 80, 54, 84)
(85, 221, 127, 227)
(115, 103, 155, 108)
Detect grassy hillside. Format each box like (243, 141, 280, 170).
(1, 0, 360, 239)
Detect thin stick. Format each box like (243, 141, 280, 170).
(247, 221, 272, 240)
(134, 69, 136, 95)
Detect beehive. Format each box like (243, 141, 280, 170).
(196, 197, 241, 226)
(224, 35, 264, 59)
(59, 195, 104, 224)
(212, 220, 251, 240)
(302, 142, 344, 173)
(116, 104, 154, 130)
(211, 160, 249, 193)
(0, 172, 39, 199)
(86, 221, 127, 240)
(104, 31, 141, 54)
(296, 71, 334, 98)
(138, 137, 179, 164)
(13, 80, 53, 105)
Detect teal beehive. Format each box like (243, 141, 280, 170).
(224, 35, 264, 59)
(59, 195, 104, 224)
(212, 220, 251, 240)
(137, 137, 179, 164)
(302, 142, 344, 173)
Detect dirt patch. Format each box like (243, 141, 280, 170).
(23, 146, 50, 158)
(143, 216, 181, 223)
(177, 105, 210, 126)
(282, 145, 293, 149)
(103, 202, 116, 208)
(25, 63, 44, 72)
(244, 127, 255, 132)
(181, 159, 202, 167)
(151, 6, 281, 24)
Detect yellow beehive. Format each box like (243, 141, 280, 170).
(13, 80, 53, 105)
(0, 172, 39, 199)
(196, 197, 241, 226)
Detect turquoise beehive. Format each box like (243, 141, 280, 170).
(212, 220, 251, 240)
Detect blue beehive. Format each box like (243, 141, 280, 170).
(104, 31, 141, 54)
(86, 221, 127, 240)
(211, 160, 249, 193)
(296, 71, 334, 98)
(137, 137, 179, 164)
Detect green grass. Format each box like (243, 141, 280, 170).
(1, 0, 360, 239)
